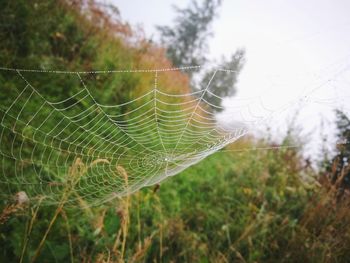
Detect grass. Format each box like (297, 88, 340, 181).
(1, 137, 350, 262)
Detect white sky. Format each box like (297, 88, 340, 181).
(111, 0, 350, 160)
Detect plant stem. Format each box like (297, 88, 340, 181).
(61, 209, 74, 263)
(30, 193, 68, 263)
(20, 197, 44, 263)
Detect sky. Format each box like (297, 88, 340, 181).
(111, 0, 350, 160)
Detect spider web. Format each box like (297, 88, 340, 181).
(0, 65, 348, 207)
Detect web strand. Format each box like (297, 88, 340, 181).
(0, 64, 349, 206)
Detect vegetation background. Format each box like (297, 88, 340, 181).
(0, 1, 350, 262)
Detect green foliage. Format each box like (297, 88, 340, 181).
(1, 1, 350, 263)
(0, 0, 158, 205)
(0, 136, 325, 262)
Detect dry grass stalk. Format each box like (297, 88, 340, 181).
(31, 157, 86, 263)
(129, 235, 153, 263)
(0, 191, 29, 225)
(89, 158, 110, 168)
(30, 194, 68, 262)
(93, 208, 107, 236)
(0, 204, 20, 225)
(112, 165, 130, 261)
(61, 209, 74, 263)
(152, 193, 164, 260)
(19, 196, 44, 263)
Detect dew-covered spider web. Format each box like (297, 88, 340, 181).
(0, 65, 349, 207)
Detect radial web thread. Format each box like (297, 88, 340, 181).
(0, 64, 349, 207)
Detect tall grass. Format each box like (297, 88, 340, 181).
(1, 138, 350, 262)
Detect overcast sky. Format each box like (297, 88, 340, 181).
(111, 0, 350, 159)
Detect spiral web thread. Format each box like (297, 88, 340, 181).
(0, 64, 349, 207)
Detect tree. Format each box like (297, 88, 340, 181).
(329, 110, 350, 191)
(200, 49, 245, 112)
(157, 0, 221, 74)
(157, 0, 245, 112)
